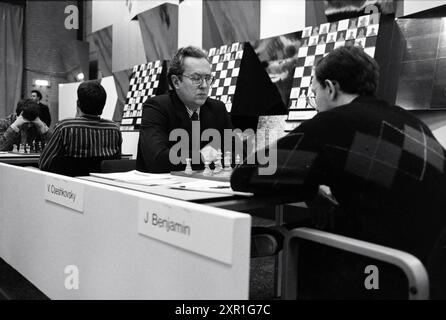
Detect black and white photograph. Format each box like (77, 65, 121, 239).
(1, 0, 446, 311)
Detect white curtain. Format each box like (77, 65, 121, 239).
(0, 2, 23, 118)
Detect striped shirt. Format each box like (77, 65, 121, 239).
(39, 116, 122, 171)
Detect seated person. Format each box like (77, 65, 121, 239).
(39, 81, 122, 176)
(136, 46, 236, 173)
(0, 99, 50, 151)
(231, 46, 446, 299)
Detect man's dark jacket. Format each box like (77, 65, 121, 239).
(136, 91, 233, 173)
(38, 102, 51, 127)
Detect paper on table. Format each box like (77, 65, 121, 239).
(171, 180, 253, 196)
(120, 178, 181, 187)
(89, 170, 179, 186)
(90, 170, 171, 181)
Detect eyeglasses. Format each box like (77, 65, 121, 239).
(182, 74, 215, 86)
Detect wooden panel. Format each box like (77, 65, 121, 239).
(137, 3, 178, 62)
(202, 0, 260, 50)
(397, 18, 441, 61)
(396, 60, 435, 109)
(91, 26, 113, 77)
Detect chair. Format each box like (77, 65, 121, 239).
(100, 159, 136, 173)
(282, 227, 429, 300)
(47, 156, 119, 177)
(250, 226, 285, 257)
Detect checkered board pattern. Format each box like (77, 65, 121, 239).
(286, 13, 380, 127)
(208, 42, 245, 113)
(120, 60, 164, 131)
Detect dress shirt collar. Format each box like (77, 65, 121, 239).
(185, 105, 201, 119)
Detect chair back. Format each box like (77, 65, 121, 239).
(48, 156, 119, 177)
(282, 227, 429, 300)
(100, 159, 136, 173)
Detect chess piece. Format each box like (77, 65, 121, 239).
(184, 158, 193, 175)
(203, 161, 212, 176)
(213, 160, 222, 174)
(214, 149, 223, 173)
(224, 151, 232, 170)
(235, 154, 241, 166)
(349, 19, 356, 29)
(330, 23, 337, 33)
(318, 35, 326, 45)
(338, 32, 345, 42)
(360, 17, 366, 27)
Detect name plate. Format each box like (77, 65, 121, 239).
(138, 199, 243, 265)
(45, 177, 85, 213)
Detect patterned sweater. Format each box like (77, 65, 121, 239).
(232, 96, 446, 298)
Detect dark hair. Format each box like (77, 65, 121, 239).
(167, 46, 209, 89)
(31, 90, 42, 100)
(315, 46, 379, 96)
(16, 99, 39, 121)
(77, 81, 107, 115)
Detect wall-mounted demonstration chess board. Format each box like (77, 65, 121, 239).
(208, 42, 245, 113)
(207, 41, 287, 131)
(120, 60, 168, 131)
(285, 13, 381, 132)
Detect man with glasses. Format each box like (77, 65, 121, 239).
(232, 46, 446, 299)
(137, 46, 234, 173)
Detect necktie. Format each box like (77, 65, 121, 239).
(191, 111, 199, 121)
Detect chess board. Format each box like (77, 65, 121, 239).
(171, 168, 233, 183)
(285, 13, 380, 131)
(9, 151, 41, 155)
(208, 42, 245, 113)
(11, 141, 44, 154)
(120, 60, 165, 131)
